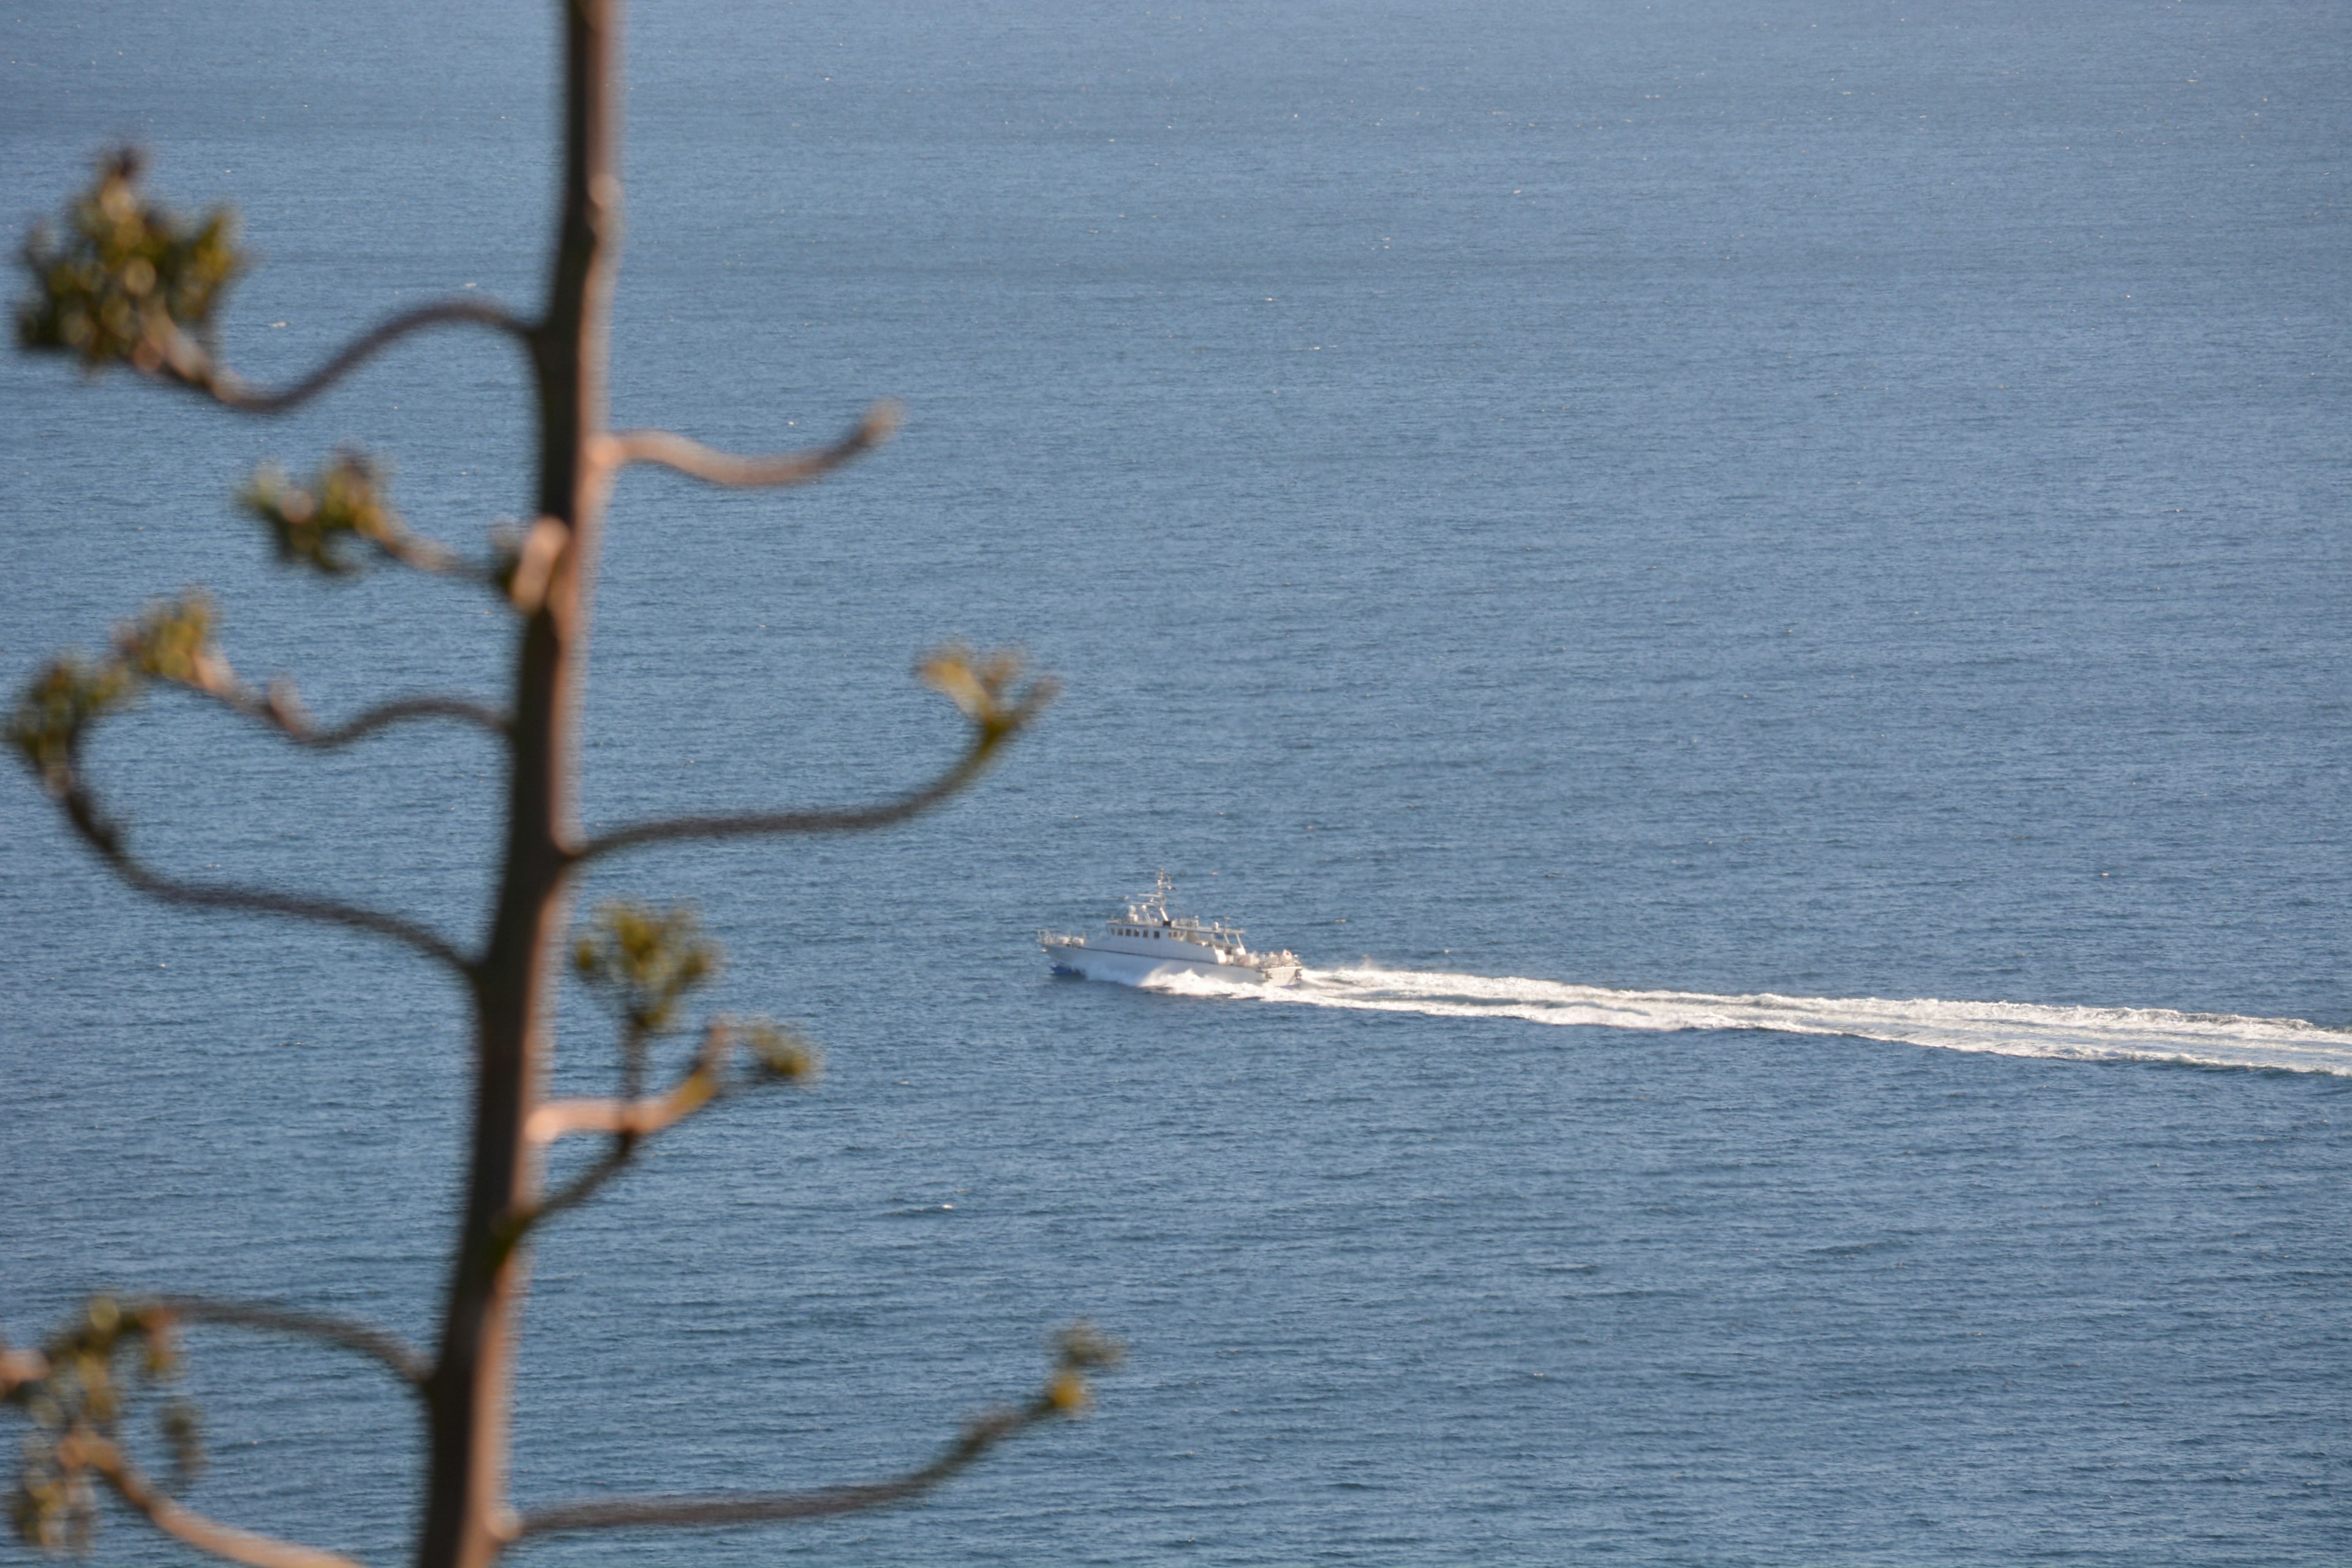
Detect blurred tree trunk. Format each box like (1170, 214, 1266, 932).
(417, 4, 616, 1564)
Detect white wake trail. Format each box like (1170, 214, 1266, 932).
(1140, 966, 2352, 1076)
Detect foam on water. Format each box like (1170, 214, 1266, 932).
(1140, 967, 2352, 1076)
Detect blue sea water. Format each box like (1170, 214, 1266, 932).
(3, 2, 2349, 1563)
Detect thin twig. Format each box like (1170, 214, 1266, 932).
(525, 1142, 633, 1233)
(60, 782, 473, 977)
(129, 612, 510, 749)
(598, 401, 900, 488)
(516, 1390, 1058, 1537)
(566, 734, 995, 869)
(247, 690, 512, 750)
(152, 1297, 429, 1387)
(76, 1435, 367, 1568)
(369, 532, 472, 578)
(190, 300, 535, 415)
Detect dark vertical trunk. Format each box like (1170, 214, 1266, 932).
(417, 4, 620, 1566)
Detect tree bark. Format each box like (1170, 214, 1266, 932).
(417, 4, 620, 1566)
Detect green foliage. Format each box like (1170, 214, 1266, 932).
(7, 655, 136, 797)
(7, 593, 238, 798)
(737, 1018, 823, 1086)
(241, 450, 412, 576)
(113, 590, 229, 691)
(573, 900, 723, 1037)
(3, 1298, 200, 1554)
(1042, 1324, 1123, 1417)
(918, 645, 1057, 752)
(15, 149, 242, 377)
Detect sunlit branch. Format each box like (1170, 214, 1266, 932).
(596, 401, 900, 488)
(74, 1434, 366, 1568)
(515, 1329, 1117, 1539)
(153, 1297, 428, 1387)
(567, 731, 998, 869)
(0, 1345, 50, 1395)
(58, 780, 473, 976)
(523, 1072, 718, 1147)
(187, 299, 534, 415)
(510, 1026, 729, 1242)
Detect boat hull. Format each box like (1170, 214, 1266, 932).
(1042, 938, 1298, 989)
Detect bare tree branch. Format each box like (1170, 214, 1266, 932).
(245, 690, 512, 750)
(58, 781, 473, 976)
(564, 645, 1052, 869)
(514, 1414, 1020, 1535)
(100, 591, 511, 756)
(566, 731, 998, 869)
(515, 1328, 1119, 1539)
(369, 531, 472, 578)
(152, 1297, 429, 1387)
(595, 401, 899, 489)
(521, 1143, 633, 1237)
(507, 1025, 731, 1247)
(186, 300, 535, 415)
(74, 1434, 367, 1568)
(524, 1079, 716, 1146)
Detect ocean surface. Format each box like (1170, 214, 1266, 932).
(4, 2, 2348, 1563)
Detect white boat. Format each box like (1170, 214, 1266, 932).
(1041, 873, 1302, 987)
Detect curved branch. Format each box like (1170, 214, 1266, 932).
(59, 782, 473, 976)
(153, 1297, 428, 1387)
(249, 690, 512, 750)
(517, 1383, 1070, 1538)
(567, 731, 997, 869)
(365, 532, 481, 581)
(190, 299, 535, 415)
(76, 1435, 366, 1568)
(107, 597, 508, 753)
(597, 401, 900, 488)
(524, 1077, 718, 1147)
(566, 646, 1050, 869)
(500, 1025, 731, 1259)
